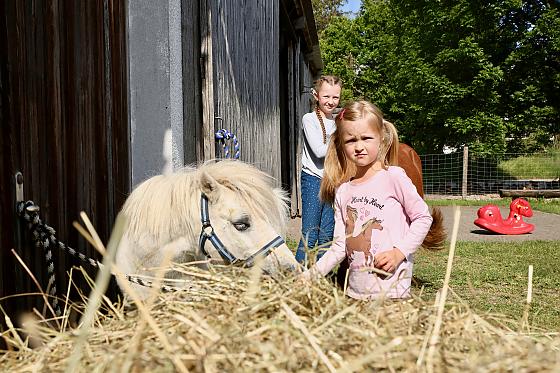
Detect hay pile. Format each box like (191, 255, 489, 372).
(1, 263, 559, 372)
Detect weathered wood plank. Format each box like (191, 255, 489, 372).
(182, 0, 202, 164)
(211, 0, 280, 180)
(499, 189, 560, 198)
(0, 0, 128, 326)
(200, 0, 215, 161)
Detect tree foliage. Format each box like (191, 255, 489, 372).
(317, 0, 560, 154)
(311, 0, 348, 36)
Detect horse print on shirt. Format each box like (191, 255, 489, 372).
(345, 205, 384, 267)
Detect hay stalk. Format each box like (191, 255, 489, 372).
(65, 212, 122, 372)
(10, 249, 60, 328)
(281, 302, 337, 372)
(423, 206, 461, 372)
(520, 264, 534, 332)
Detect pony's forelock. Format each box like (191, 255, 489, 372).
(199, 160, 289, 234)
(121, 160, 289, 241)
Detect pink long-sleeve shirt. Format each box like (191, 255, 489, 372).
(312, 166, 432, 299)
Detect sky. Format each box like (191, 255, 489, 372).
(340, 0, 361, 17)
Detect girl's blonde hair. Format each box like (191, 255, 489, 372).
(320, 100, 400, 203)
(313, 75, 343, 93)
(313, 75, 343, 144)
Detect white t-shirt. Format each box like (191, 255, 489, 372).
(301, 112, 336, 178)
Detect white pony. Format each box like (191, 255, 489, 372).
(112, 159, 299, 298)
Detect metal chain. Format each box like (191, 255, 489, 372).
(16, 201, 185, 303)
(122, 276, 183, 293)
(17, 201, 62, 316)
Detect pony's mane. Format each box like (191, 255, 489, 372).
(196, 160, 289, 232)
(121, 160, 289, 242)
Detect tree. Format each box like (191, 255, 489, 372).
(318, 0, 560, 154)
(498, 2, 560, 152)
(311, 0, 348, 36)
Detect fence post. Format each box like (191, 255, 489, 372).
(462, 146, 469, 198)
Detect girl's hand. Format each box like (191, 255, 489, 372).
(374, 248, 405, 273)
(298, 266, 321, 285)
(298, 268, 313, 284)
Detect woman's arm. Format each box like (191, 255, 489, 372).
(302, 114, 330, 158)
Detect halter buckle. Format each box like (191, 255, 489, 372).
(201, 223, 214, 238)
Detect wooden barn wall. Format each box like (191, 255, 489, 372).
(279, 34, 307, 214)
(279, 15, 293, 195)
(290, 39, 318, 216)
(0, 0, 128, 324)
(280, 22, 319, 217)
(282, 39, 298, 207)
(182, 0, 202, 164)
(292, 40, 317, 215)
(297, 44, 318, 135)
(211, 1, 281, 182)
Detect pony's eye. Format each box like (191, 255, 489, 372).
(233, 221, 250, 231)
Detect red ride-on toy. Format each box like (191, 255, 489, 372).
(474, 198, 535, 235)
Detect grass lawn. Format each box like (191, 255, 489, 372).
(288, 239, 560, 332)
(289, 198, 560, 331)
(414, 240, 560, 331)
(498, 147, 560, 179)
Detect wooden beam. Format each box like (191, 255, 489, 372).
(199, 0, 215, 161)
(499, 189, 560, 198)
(461, 146, 468, 198)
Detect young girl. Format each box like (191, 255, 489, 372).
(295, 75, 343, 264)
(304, 100, 432, 299)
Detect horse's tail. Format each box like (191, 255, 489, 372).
(421, 207, 446, 250)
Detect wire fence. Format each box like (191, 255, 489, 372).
(420, 147, 560, 196)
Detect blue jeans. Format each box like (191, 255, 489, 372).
(295, 172, 335, 264)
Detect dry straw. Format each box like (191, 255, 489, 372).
(2, 212, 560, 372)
(2, 264, 560, 372)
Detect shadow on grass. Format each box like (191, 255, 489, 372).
(411, 275, 438, 291)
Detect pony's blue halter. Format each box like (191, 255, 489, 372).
(198, 194, 286, 266)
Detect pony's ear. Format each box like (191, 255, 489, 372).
(199, 170, 221, 203)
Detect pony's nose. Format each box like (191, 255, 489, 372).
(272, 243, 302, 272)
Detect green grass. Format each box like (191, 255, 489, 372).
(289, 196, 560, 331)
(415, 241, 560, 331)
(427, 198, 560, 215)
(288, 238, 560, 331)
(498, 147, 560, 179)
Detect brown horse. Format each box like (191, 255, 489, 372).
(398, 143, 424, 198)
(398, 143, 445, 250)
